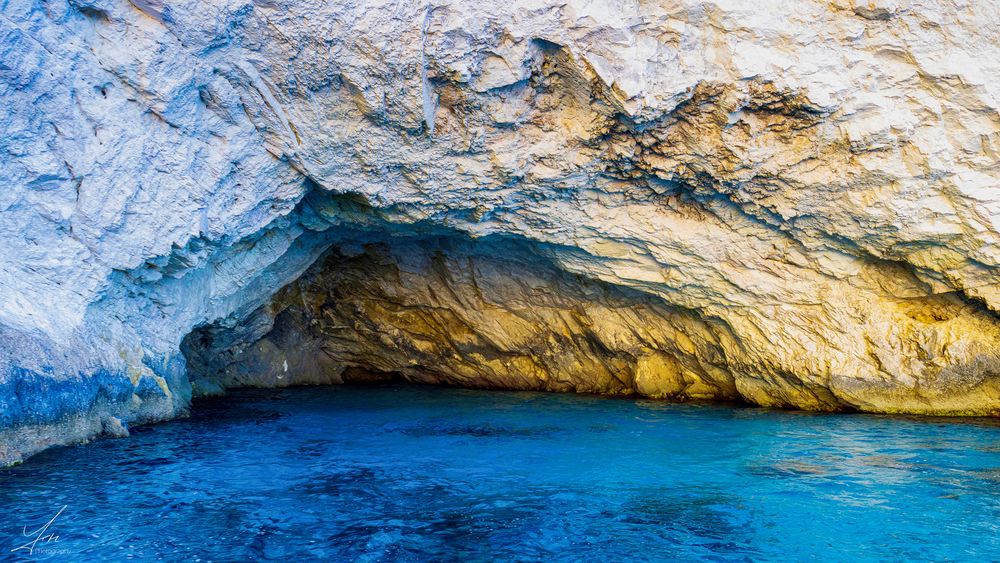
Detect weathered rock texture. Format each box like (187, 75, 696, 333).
(186, 234, 1000, 415)
(4, 0, 1000, 463)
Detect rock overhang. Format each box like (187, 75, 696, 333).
(4, 0, 1000, 464)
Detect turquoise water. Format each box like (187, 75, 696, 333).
(2, 385, 1000, 561)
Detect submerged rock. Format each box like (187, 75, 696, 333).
(4, 0, 1000, 461)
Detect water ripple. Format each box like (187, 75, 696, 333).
(2, 385, 1000, 561)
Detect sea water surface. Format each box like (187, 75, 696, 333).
(2, 385, 1000, 561)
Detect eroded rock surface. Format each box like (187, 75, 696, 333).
(187, 234, 1000, 415)
(4, 0, 1000, 462)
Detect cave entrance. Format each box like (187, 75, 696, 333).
(180, 232, 733, 403)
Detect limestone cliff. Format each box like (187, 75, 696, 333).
(4, 0, 1000, 464)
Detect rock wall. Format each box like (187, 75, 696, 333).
(4, 0, 1000, 462)
(186, 233, 1000, 415)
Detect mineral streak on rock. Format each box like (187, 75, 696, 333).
(4, 0, 1000, 463)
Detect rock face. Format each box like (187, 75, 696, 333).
(4, 0, 1000, 463)
(186, 233, 1000, 415)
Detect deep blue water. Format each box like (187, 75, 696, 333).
(2, 385, 1000, 561)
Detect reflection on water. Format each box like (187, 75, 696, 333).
(2, 385, 1000, 561)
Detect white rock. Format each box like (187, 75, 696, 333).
(3, 0, 1000, 464)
